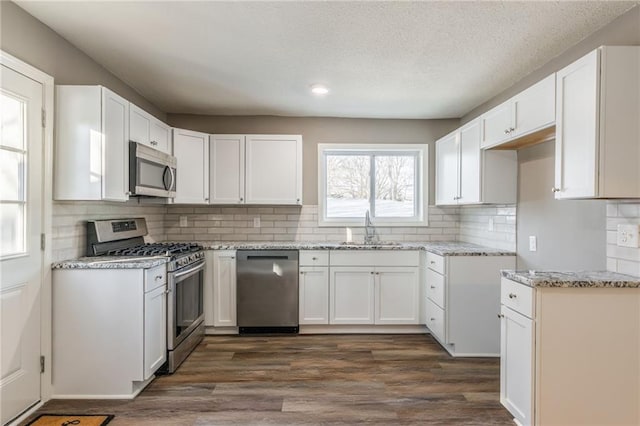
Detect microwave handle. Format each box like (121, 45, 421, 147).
(169, 166, 176, 191)
(162, 165, 176, 191)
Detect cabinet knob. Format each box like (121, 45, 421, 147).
(231, 256, 235, 260)
(376, 272, 380, 275)
(297, 198, 300, 203)
(239, 198, 244, 202)
(551, 187, 561, 193)
(300, 271, 304, 275)
(508, 293, 517, 299)
(165, 288, 171, 294)
(430, 318, 436, 321)
(126, 191, 132, 196)
(497, 313, 504, 318)
(504, 129, 510, 135)
(370, 271, 374, 275)
(151, 141, 158, 146)
(155, 275, 163, 281)
(312, 257, 317, 261)
(204, 198, 209, 201)
(430, 285, 436, 289)
(430, 261, 435, 265)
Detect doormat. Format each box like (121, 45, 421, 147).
(25, 414, 114, 426)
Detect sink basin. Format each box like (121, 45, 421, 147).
(338, 241, 403, 247)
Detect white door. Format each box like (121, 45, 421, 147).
(209, 135, 245, 204)
(554, 49, 599, 199)
(150, 119, 170, 154)
(299, 267, 329, 325)
(500, 306, 534, 426)
(458, 120, 481, 204)
(143, 285, 167, 379)
(101, 88, 129, 202)
(375, 268, 419, 325)
(512, 74, 555, 138)
(0, 64, 44, 424)
(172, 128, 210, 204)
(129, 103, 151, 146)
(329, 267, 374, 325)
(435, 132, 459, 205)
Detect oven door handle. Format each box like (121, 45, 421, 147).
(171, 260, 205, 280)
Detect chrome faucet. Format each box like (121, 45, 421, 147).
(364, 210, 379, 244)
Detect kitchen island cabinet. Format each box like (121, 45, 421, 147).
(500, 272, 640, 426)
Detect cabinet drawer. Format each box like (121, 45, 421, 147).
(425, 268, 445, 309)
(145, 265, 167, 292)
(501, 278, 534, 318)
(426, 298, 445, 343)
(299, 250, 329, 266)
(426, 252, 445, 274)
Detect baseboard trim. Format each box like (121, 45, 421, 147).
(299, 325, 428, 334)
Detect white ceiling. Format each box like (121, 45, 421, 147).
(17, 1, 637, 119)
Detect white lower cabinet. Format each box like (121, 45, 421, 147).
(299, 250, 330, 324)
(329, 255, 420, 325)
(500, 278, 640, 426)
(425, 252, 516, 356)
(330, 267, 376, 324)
(52, 265, 167, 398)
(212, 250, 237, 327)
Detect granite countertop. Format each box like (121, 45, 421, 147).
(206, 241, 516, 256)
(501, 270, 640, 288)
(52, 256, 169, 270)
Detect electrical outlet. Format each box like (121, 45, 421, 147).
(529, 236, 537, 252)
(179, 216, 188, 227)
(253, 217, 261, 228)
(617, 224, 640, 248)
(488, 218, 494, 231)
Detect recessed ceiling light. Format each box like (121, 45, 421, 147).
(310, 84, 329, 95)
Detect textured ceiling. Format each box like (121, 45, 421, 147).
(16, 1, 637, 118)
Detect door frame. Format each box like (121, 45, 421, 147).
(1, 50, 54, 417)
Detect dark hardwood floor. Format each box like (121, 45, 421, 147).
(23, 334, 514, 425)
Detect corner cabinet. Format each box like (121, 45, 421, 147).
(435, 119, 517, 206)
(55, 85, 129, 201)
(499, 278, 640, 426)
(425, 252, 515, 356)
(554, 46, 640, 199)
(172, 128, 210, 204)
(329, 250, 420, 325)
(209, 134, 303, 205)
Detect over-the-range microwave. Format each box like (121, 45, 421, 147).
(129, 141, 177, 198)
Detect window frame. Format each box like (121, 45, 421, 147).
(317, 143, 429, 227)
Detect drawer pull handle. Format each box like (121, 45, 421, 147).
(155, 275, 163, 281)
(430, 286, 436, 289)
(497, 313, 504, 319)
(508, 293, 517, 299)
(430, 318, 435, 321)
(430, 261, 435, 265)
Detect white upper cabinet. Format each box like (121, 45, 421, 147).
(210, 134, 303, 205)
(130, 103, 171, 153)
(481, 73, 556, 149)
(554, 46, 640, 199)
(245, 135, 302, 205)
(173, 128, 210, 204)
(436, 118, 517, 206)
(209, 135, 245, 204)
(435, 131, 459, 205)
(55, 85, 129, 202)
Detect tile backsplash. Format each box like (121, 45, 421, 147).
(457, 205, 517, 252)
(606, 201, 640, 276)
(52, 202, 517, 262)
(52, 201, 166, 262)
(164, 205, 460, 243)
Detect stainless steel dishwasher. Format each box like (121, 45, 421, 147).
(236, 250, 299, 333)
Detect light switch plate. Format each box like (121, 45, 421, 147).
(529, 236, 537, 252)
(179, 216, 188, 227)
(617, 224, 640, 248)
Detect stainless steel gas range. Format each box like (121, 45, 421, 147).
(86, 218, 205, 373)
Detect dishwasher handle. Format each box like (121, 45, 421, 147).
(236, 250, 299, 261)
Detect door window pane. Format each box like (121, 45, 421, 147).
(0, 92, 27, 257)
(374, 155, 416, 217)
(1, 92, 25, 150)
(0, 203, 25, 256)
(0, 150, 25, 201)
(326, 155, 370, 218)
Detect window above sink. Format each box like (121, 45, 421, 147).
(318, 144, 428, 227)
